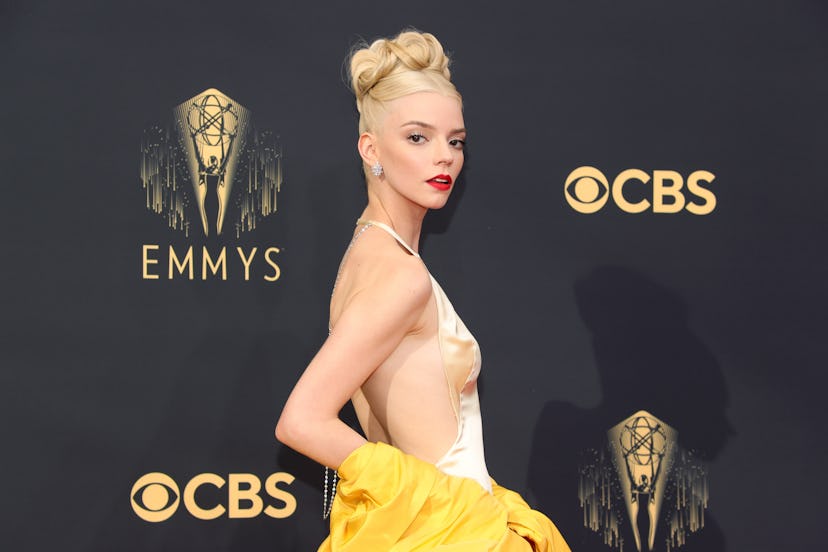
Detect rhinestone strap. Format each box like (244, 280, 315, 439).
(328, 222, 371, 333)
(322, 221, 370, 518)
(323, 466, 338, 519)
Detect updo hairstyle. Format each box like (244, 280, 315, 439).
(349, 30, 461, 134)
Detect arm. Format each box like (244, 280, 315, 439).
(275, 253, 432, 470)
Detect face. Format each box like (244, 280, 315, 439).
(370, 91, 466, 210)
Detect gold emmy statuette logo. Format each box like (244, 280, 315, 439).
(130, 472, 181, 522)
(607, 411, 677, 552)
(579, 410, 709, 551)
(564, 167, 716, 214)
(174, 90, 248, 237)
(140, 88, 283, 238)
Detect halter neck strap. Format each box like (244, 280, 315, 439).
(356, 218, 420, 257)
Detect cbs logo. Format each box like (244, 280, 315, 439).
(130, 472, 297, 522)
(565, 166, 716, 214)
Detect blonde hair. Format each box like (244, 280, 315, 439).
(349, 30, 461, 134)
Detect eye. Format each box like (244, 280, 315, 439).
(566, 175, 608, 206)
(449, 138, 466, 150)
(132, 481, 179, 512)
(407, 133, 427, 144)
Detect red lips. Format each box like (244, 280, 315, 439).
(426, 174, 452, 191)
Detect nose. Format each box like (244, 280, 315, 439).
(433, 140, 454, 166)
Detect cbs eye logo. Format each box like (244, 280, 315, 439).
(565, 166, 716, 214)
(131, 471, 297, 522)
(131, 473, 180, 522)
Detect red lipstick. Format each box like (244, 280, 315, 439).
(427, 174, 453, 191)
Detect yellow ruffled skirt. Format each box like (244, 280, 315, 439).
(318, 442, 571, 552)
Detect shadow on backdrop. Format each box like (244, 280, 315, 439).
(528, 266, 731, 552)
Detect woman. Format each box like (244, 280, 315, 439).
(276, 30, 570, 552)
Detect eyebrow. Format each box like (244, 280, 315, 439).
(401, 120, 466, 134)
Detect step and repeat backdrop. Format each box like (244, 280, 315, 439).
(2, 1, 825, 551)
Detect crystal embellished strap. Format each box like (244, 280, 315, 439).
(323, 220, 373, 516)
(328, 222, 372, 333)
(355, 218, 419, 257)
(322, 466, 338, 519)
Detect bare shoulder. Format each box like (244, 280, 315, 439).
(333, 226, 432, 333)
(353, 226, 431, 303)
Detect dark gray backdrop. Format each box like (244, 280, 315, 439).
(1, 1, 826, 551)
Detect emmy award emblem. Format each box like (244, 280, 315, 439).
(578, 410, 708, 551)
(607, 411, 677, 551)
(140, 87, 283, 244)
(174, 89, 251, 237)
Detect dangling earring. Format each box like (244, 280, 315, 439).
(371, 161, 383, 177)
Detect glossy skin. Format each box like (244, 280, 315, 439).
(276, 91, 467, 470)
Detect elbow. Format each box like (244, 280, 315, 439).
(274, 409, 303, 449)
(274, 413, 290, 445)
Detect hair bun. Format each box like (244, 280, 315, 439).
(347, 29, 460, 135)
(350, 30, 452, 105)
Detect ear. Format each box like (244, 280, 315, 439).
(357, 132, 379, 167)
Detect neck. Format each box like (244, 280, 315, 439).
(361, 188, 426, 252)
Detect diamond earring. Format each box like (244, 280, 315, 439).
(371, 161, 383, 177)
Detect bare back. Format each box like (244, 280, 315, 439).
(329, 222, 463, 464)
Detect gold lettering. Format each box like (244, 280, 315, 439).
(202, 247, 227, 280)
(264, 472, 297, 519)
(653, 170, 686, 213)
(142, 245, 160, 280)
(612, 169, 650, 213)
(228, 473, 263, 519)
(686, 170, 717, 215)
(237, 247, 258, 281)
(169, 246, 194, 280)
(183, 473, 225, 520)
(264, 247, 281, 282)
